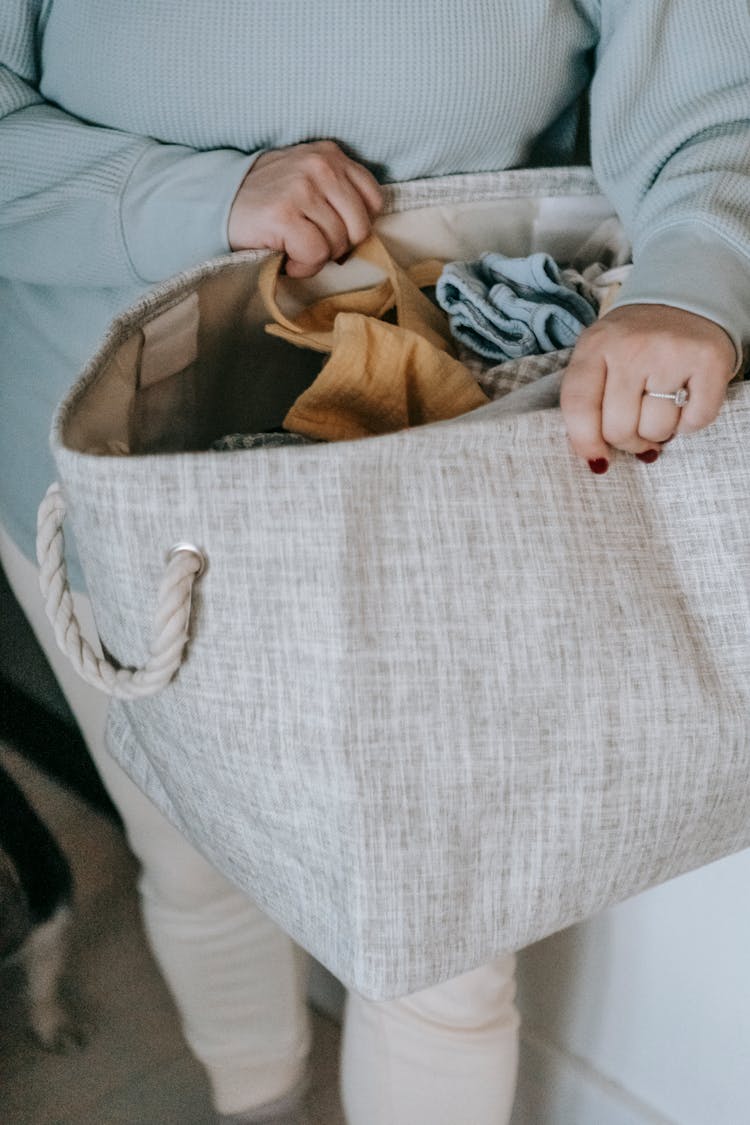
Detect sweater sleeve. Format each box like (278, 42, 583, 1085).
(0, 1, 258, 287)
(587, 0, 750, 364)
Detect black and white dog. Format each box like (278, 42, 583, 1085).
(0, 673, 120, 1051)
(0, 758, 80, 1050)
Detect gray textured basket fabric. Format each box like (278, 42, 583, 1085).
(50, 169, 750, 999)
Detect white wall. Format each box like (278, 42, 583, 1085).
(512, 848, 750, 1125)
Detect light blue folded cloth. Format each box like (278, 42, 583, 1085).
(435, 251, 598, 361)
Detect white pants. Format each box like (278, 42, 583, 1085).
(1, 524, 518, 1124)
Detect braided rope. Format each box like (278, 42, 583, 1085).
(36, 483, 203, 699)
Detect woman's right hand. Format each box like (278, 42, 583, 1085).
(227, 140, 383, 278)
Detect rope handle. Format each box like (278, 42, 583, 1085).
(36, 483, 205, 699)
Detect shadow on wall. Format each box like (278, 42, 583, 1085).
(515, 921, 601, 1121)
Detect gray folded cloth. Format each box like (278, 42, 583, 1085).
(459, 344, 574, 402)
(435, 251, 598, 361)
(211, 431, 318, 451)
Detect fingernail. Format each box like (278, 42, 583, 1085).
(635, 449, 660, 464)
(588, 458, 609, 475)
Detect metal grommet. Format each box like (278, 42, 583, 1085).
(166, 542, 207, 578)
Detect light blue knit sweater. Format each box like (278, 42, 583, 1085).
(1, 0, 749, 576)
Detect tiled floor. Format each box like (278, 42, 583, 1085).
(0, 744, 346, 1125)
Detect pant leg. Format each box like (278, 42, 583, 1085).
(341, 955, 519, 1125)
(0, 525, 311, 1116)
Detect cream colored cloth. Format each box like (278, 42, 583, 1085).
(259, 235, 489, 442)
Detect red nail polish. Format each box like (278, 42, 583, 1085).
(588, 458, 609, 475)
(635, 449, 660, 464)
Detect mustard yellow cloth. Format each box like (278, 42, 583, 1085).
(259, 235, 489, 442)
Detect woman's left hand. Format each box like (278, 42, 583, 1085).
(560, 304, 738, 472)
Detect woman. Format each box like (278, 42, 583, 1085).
(1, 2, 748, 1122)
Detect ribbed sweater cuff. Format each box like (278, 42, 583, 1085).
(611, 223, 750, 374)
(120, 143, 261, 283)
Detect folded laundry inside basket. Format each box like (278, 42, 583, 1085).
(435, 251, 599, 361)
(435, 217, 633, 362)
(213, 230, 631, 450)
(281, 312, 490, 441)
(258, 235, 489, 443)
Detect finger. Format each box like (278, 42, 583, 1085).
(343, 160, 384, 220)
(674, 370, 728, 436)
(599, 359, 682, 456)
(305, 156, 381, 250)
(315, 177, 375, 252)
(600, 366, 660, 455)
(559, 350, 610, 466)
(638, 390, 682, 444)
(282, 218, 334, 278)
(299, 196, 352, 261)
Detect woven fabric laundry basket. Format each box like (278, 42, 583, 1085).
(38, 168, 750, 999)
